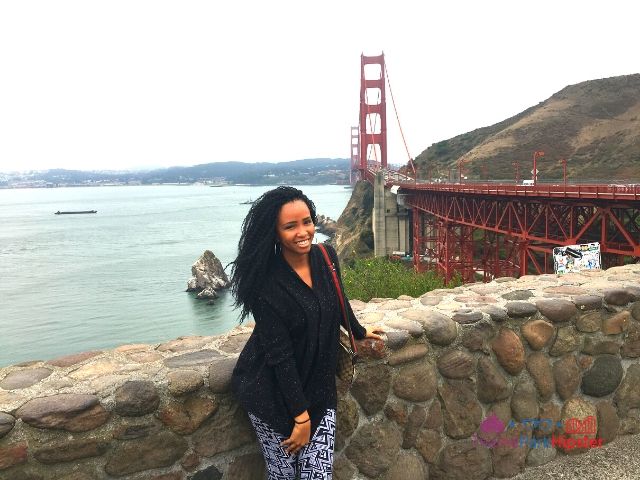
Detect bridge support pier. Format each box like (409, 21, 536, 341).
(373, 172, 410, 257)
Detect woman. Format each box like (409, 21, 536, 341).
(231, 186, 383, 479)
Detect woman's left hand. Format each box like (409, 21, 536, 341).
(364, 325, 385, 341)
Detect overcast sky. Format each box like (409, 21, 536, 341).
(0, 1, 637, 172)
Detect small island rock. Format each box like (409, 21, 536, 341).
(186, 250, 230, 300)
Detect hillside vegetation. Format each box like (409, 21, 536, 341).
(342, 256, 461, 301)
(414, 74, 640, 182)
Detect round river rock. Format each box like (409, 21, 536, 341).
(437, 350, 474, 378)
(0, 412, 16, 438)
(351, 363, 392, 415)
(392, 361, 437, 402)
(581, 355, 623, 397)
(209, 356, 238, 393)
(344, 421, 402, 478)
(491, 328, 525, 375)
(536, 298, 578, 323)
(15, 394, 109, 432)
(476, 356, 510, 403)
(0, 368, 52, 390)
(420, 311, 458, 345)
(521, 320, 555, 350)
(553, 355, 581, 400)
(506, 301, 538, 318)
(115, 381, 160, 416)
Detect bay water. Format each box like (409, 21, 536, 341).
(0, 184, 352, 367)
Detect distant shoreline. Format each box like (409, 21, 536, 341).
(0, 182, 351, 190)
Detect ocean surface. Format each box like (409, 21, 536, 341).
(0, 184, 352, 367)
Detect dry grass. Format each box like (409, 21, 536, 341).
(415, 74, 640, 182)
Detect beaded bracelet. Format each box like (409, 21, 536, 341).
(294, 418, 310, 425)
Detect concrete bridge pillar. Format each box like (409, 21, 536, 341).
(373, 171, 411, 257)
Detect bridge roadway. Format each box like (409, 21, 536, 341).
(392, 180, 640, 201)
(375, 167, 640, 201)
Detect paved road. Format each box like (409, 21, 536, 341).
(507, 433, 640, 480)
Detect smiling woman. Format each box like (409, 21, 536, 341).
(229, 186, 383, 479)
(276, 200, 316, 288)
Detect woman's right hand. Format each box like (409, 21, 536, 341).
(281, 413, 311, 455)
(365, 325, 385, 340)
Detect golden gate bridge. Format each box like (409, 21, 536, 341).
(351, 53, 640, 283)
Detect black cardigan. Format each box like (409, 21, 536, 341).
(231, 244, 366, 437)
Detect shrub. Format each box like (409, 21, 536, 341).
(342, 256, 460, 302)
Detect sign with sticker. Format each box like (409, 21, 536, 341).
(553, 242, 601, 274)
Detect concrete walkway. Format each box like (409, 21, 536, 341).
(507, 433, 640, 480)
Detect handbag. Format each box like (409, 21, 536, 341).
(317, 244, 358, 386)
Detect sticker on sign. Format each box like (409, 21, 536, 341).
(553, 242, 601, 274)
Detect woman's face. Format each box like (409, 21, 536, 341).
(276, 200, 315, 258)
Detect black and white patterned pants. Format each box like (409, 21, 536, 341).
(248, 409, 336, 480)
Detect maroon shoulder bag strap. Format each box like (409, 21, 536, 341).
(317, 244, 358, 355)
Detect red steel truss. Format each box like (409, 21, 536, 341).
(404, 185, 640, 280)
(359, 54, 387, 174)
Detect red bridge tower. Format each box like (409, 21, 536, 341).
(359, 54, 387, 178)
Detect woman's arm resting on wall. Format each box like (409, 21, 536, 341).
(326, 244, 384, 341)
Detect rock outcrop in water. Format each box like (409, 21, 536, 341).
(186, 250, 230, 300)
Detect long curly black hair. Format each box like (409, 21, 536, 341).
(230, 186, 317, 321)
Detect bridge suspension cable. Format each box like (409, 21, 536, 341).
(384, 59, 414, 174)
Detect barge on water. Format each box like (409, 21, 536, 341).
(54, 210, 97, 215)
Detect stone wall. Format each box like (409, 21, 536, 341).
(1, 264, 640, 480)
